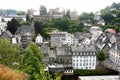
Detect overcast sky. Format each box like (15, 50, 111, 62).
(0, 0, 120, 14)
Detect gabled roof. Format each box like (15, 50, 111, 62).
(0, 30, 13, 39)
(56, 46, 72, 56)
(102, 44, 110, 51)
(16, 25, 35, 35)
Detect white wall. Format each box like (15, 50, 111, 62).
(109, 50, 120, 66)
(72, 54, 96, 70)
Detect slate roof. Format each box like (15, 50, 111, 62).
(56, 46, 72, 56)
(71, 44, 96, 52)
(16, 25, 35, 35)
(0, 30, 13, 39)
(74, 32, 91, 40)
(40, 45, 50, 54)
(111, 42, 120, 51)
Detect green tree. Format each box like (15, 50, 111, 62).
(7, 18, 20, 34)
(101, 12, 114, 24)
(17, 11, 26, 15)
(34, 21, 44, 35)
(97, 50, 107, 64)
(65, 9, 71, 19)
(54, 72, 63, 80)
(39, 5, 47, 16)
(19, 42, 52, 80)
(0, 38, 20, 68)
(58, 16, 70, 30)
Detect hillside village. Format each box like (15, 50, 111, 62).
(0, 2, 120, 80)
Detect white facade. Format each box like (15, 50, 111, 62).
(82, 38, 91, 45)
(71, 45, 97, 70)
(3, 15, 26, 22)
(12, 37, 17, 44)
(0, 16, 7, 34)
(35, 34, 43, 44)
(97, 20, 105, 26)
(51, 30, 73, 46)
(110, 35, 116, 44)
(72, 53, 96, 70)
(70, 10, 78, 20)
(90, 26, 102, 35)
(109, 49, 120, 66)
(61, 33, 73, 45)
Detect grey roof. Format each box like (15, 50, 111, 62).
(105, 33, 113, 39)
(4, 15, 26, 18)
(16, 25, 35, 35)
(5, 30, 13, 37)
(71, 45, 96, 52)
(111, 42, 120, 51)
(56, 46, 72, 56)
(40, 45, 50, 54)
(0, 30, 13, 39)
(74, 32, 91, 40)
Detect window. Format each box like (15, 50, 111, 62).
(89, 67, 91, 69)
(89, 63, 91, 65)
(83, 63, 85, 66)
(76, 59, 78, 62)
(86, 63, 88, 66)
(76, 63, 78, 66)
(80, 63, 82, 66)
(84, 60, 85, 62)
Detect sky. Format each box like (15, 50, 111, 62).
(0, 0, 120, 15)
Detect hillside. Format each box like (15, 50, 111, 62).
(0, 64, 29, 80)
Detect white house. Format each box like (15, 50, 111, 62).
(90, 26, 103, 35)
(51, 30, 73, 47)
(97, 20, 105, 26)
(12, 37, 17, 44)
(0, 16, 7, 35)
(82, 38, 91, 45)
(35, 34, 43, 44)
(3, 15, 26, 22)
(109, 43, 120, 66)
(70, 10, 78, 20)
(71, 45, 97, 70)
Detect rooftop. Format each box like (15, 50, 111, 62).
(78, 75, 119, 80)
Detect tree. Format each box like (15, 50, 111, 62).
(58, 16, 70, 30)
(101, 12, 114, 24)
(97, 50, 107, 64)
(39, 5, 47, 16)
(17, 11, 26, 15)
(19, 42, 50, 80)
(7, 18, 20, 34)
(34, 21, 44, 35)
(0, 38, 20, 68)
(66, 9, 71, 19)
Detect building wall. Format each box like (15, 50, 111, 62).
(35, 35, 43, 44)
(109, 49, 120, 66)
(72, 52, 96, 70)
(51, 30, 73, 46)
